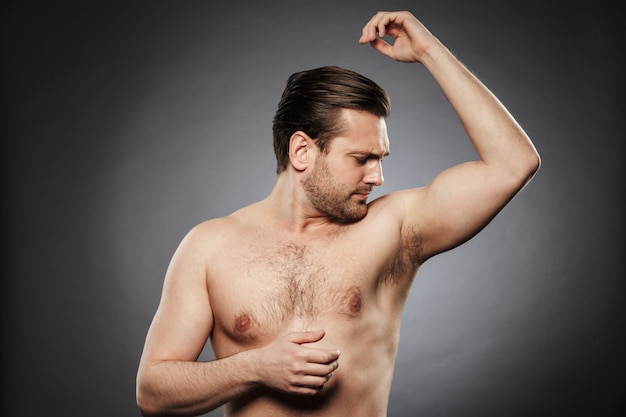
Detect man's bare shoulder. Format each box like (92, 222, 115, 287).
(185, 201, 264, 243)
(367, 186, 428, 218)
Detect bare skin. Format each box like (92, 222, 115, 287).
(136, 11, 540, 417)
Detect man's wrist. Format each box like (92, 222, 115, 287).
(418, 38, 451, 69)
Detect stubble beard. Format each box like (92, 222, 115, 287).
(302, 157, 369, 223)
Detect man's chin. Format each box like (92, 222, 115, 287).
(334, 205, 368, 223)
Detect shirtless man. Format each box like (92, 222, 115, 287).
(136, 10, 540, 417)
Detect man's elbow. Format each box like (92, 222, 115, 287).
(524, 147, 541, 181)
(136, 373, 167, 417)
(136, 386, 159, 417)
(513, 147, 541, 189)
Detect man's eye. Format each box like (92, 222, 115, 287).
(355, 157, 367, 164)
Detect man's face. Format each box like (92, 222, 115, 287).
(302, 109, 389, 222)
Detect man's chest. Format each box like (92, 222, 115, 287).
(207, 233, 403, 346)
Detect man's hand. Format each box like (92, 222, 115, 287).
(359, 11, 438, 63)
(253, 330, 340, 396)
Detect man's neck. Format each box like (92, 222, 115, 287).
(263, 173, 339, 235)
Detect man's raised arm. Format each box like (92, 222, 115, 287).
(360, 11, 540, 260)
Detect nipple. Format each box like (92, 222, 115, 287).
(348, 293, 362, 314)
(234, 313, 252, 333)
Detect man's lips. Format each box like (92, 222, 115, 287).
(354, 187, 372, 195)
(353, 190, 372, 200)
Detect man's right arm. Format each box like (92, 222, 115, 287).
(136, 221, 340, 416)
(136, 222, 256, 416)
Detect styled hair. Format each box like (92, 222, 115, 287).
(272, 66, 391, 173)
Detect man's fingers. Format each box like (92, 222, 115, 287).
(283, 330, 340, 364)
(299, 374, 332, 388)
(360, 12, 385, 43)
(360, 11, 414, 45)
(305, 360, 339, 377)
(369, 38, 393, 56)
(303, 348, 340, 366)
(360, 11, 397, 42)
(376, 14, 392, 38)
(298, 343, 340, 370)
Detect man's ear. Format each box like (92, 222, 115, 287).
(289, 131, 313, 171)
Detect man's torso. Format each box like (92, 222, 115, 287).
(206, 199, 422, 416)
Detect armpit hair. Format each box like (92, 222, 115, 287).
(380, 224, 423, 286)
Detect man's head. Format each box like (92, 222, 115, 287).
(300, 108, 389, 222)
(272, 66, 391, 174)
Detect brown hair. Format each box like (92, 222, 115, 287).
(272, 66, 390, 173)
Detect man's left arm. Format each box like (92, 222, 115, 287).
(360, 11, 541, 261)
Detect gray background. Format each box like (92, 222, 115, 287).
(2, 0, 623, 416)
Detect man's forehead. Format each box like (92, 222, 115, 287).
(335, 109, 390, 154)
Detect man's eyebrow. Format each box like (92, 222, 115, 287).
(351, 151, 390, 158)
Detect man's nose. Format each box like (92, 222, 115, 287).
(364, 160, 384, 186)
